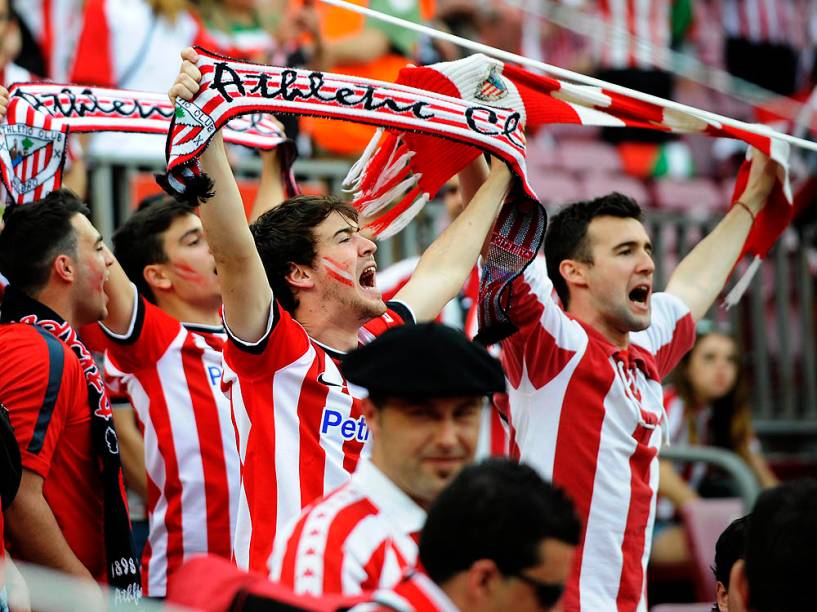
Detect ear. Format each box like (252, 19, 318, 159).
(715, 580, 729, 612)
(558, 258, 589, 291)
(285, 262, 315, 291)
(53, 254, 74, 283)
(730, 559, 750, 611)
(466, 559, 500, 602)
(143, 264, 172, 293)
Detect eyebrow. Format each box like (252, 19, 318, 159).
(613, 240, 653, 252)
(332, 226, 358, 239)
(94, 234, 104, 245)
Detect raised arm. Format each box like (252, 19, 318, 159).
(101, 251, 136, 336)
(249, 145, 287, 223)
(169, 48, 272, 343)
(666, 149, 777, 320)
(394, 157, 510, 322)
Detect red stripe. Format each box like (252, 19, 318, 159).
(298, 349, 328, 508)
(360, 541, 388, 591)
(140, 475, 161, 589)
(42, 0, 54, 77)
(626, 0, 637, 68)
(180, 334, 232, 557)
(245, 374, 278, 572)
(70, 0, 114, 87)
(489, 407, 507, 456)
(551, 348, 615, 611)
(321, 499, 379, 593)
(615, 422, 657, 608)
(653, 312, 695, 378)
(757, 0, 770, 41)
(278, 512, 310, 587)
(136, 368, 186, 588)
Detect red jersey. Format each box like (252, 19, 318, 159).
(500, 258, 695, 612)
(224, 299, 414, 572)
(0, 324, 106, 579)
(269, 458, 424, 595)
(96, 293, 239, 596)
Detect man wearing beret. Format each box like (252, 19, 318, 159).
(267, 322, 506, 597)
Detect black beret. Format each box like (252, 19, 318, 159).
(340, 322, 506, 397)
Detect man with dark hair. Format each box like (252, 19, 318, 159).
(730, 479, 817, 612)
(712, 515, 748, 612)
(364, 458, 581, 611)
(0, 189, 140, 600)
(268, 323, 506, 596)
(170, 48, 512, 572)
(493, 153, 777, 610)
(88, 147, 287, 597)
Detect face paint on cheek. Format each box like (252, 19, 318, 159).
(172, 262, 208, 285)
(322, 257, 355, 287)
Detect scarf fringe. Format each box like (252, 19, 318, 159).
(367, 190, 430, 239)
(343, 127, 384, 191)
(357, 173, 422, 218)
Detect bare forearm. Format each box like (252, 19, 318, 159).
(666, 205, 754, 321)
(658, 459, 699, 507)
(312, 30, 390, 69)
(250, 151, 286, 223)
(101, 258, 136, 336)
(112, 407, 147, 500)
(5, 476, 94, 580)
(748, 452, 779, 488)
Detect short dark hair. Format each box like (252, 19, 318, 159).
(250, 195, 358, 313)
(544, 192, 642, 308)
(420, 458, 581, 585)
(112, 196, 196, 303)
(745, 479, 817, 612)
(712, 514, 748, 587)
(0, 190, 90, 294)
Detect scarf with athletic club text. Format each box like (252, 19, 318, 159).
(0, 82, 298, 205)
(164, 49, 794, 342)
(0, 286, 141, 603)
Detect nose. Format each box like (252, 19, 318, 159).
(103, 244, 115, 267)
(433, 417, 460, 451)
(638, 250, 655, 275)
(359, 233, 377, 256)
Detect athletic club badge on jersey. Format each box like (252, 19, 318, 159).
(0, 115, 69, 204)
(475, 65, 508, 102)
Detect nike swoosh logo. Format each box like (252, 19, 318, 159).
(317, 373, 343, 387)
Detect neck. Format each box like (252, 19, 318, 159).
(438, 575, 476, 612)
(32, 286, 80, 328)
(567, 302, 629, 349)
(295, 301, 362, 352)
(155, 294, 221, 327)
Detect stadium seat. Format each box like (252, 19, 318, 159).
(581, 172, 651, 206)
(528, 169, 582, 204)
(557, 139, 622, 174)
(653, 178, 723, 215)
(679, 498, 744, 603)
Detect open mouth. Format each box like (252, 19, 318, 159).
(629, 285, 651, 308)
(359, 265, 377, 289)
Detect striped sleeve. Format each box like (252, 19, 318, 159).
(631, 293, 696, 379)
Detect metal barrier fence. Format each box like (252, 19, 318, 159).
(87, 156, 817, 433)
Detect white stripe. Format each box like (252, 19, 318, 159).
(322, 258, 355, 283)
(321, 358, 355, 495)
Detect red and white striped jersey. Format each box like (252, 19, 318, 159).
(593, 0, 671, 70)
(352, 570, 459, 612)
(100, 291, 240, 597)
(268, 458, 425, 595)
(1, 63, 32, 87)
(224, 299, 414, 573)
(13, 0, 84, 80)
(723, 0, 812, 46)
(500, 258, 695, 612)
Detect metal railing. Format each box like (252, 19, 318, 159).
(86, 155, 817, 431)
(661, 445, 762, 511)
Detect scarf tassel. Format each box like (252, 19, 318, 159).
(723, 255, 763, 309)
(366, 187, 430, 239)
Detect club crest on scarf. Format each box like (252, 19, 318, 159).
(0, 118, 68, 200)
(476, 64, 509, 102)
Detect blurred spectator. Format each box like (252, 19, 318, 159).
(0, 192, 137, 595)
(730, 479, 817, 612)
(269, 323, 505, 596)
(12, 0, 83, 81)
(0, 1, 32, 86)
(294, 0, 425, 156)
(197, 0, 284, 63)
(712, 515, 749, 612)
(653, 323, 778, 566)
(0, 400, 22, 612)
(70, 0, 219, 162)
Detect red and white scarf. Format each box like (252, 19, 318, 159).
(0, 82, 297, 205)
(164, 49, 794, 341)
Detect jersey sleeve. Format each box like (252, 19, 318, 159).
(499, 257, 586, 390)
(222, 299, 312, 380)
(357, 301, 415, 344)
(97, 289, 182, 374)
(630, 293, 696, 379)
(0, 328, 82, 478)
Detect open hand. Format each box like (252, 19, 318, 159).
(738, 148, 777, 215)
(0, 85, 9, 123)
